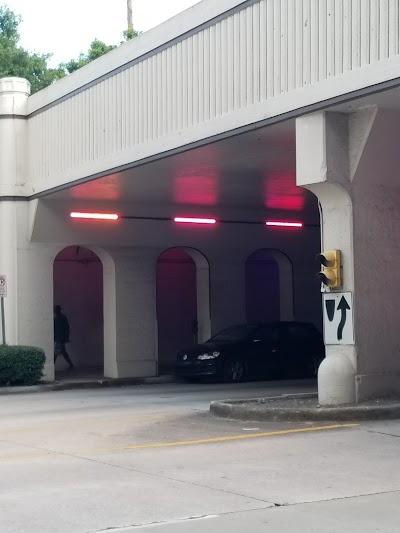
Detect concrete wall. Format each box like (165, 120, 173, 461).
(352, 110, 400, 398)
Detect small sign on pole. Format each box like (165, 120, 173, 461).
(0, 275, 6, 345)
(0, 275, 6, 297)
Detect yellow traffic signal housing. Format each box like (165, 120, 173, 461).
(316, 250, 342, 289)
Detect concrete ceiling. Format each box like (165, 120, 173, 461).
(42, 83, 400, 226)
(46, 119, 319, 223)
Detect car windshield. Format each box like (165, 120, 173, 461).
(208, 325, 258, 342)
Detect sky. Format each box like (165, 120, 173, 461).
(5, 0, 200, 65)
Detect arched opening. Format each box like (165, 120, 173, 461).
(156, 247, 211, 375)
(53, 246, 104, 377)
(245, 249, 294, 323)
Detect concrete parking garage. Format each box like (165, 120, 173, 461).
(3, 0, 400, 404)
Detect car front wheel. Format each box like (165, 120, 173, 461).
(223, 358, 245, 383)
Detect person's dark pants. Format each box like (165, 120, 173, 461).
(54, 342, 74, 369)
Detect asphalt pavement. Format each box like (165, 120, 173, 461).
(0, 380, 399, 533)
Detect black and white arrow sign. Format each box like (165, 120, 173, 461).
(323, 292, 354, 345)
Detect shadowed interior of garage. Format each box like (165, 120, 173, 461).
(53, 246, 104, 372)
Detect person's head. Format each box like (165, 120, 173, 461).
(54, 305, 61, 316)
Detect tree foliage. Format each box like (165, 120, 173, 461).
(61, 39, 117, 74)
(123, 27, 141, 41)
(0, 4, 19, 42)
(0, 4, 140, 93)
(0, 5, 64, 93)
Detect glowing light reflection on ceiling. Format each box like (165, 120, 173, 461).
(264, 172, 305, 211)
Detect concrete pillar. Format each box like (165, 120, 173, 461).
(210, 256, 246, 336)
(297, 112, 356, 405)
(0, 79, 55, 380)
(0, 78, 30, 346)
(104, 248, 158, 378)
(297, 108, 400, 404)
(16, 203, 56, 380)
(183, 248, 211, 343)
(270, 251, 294, 321)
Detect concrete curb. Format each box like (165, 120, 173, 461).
(210, 394, 400, 421)
(0, 375, 177, 395)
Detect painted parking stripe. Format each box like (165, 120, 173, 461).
(0, 423, 358, 462)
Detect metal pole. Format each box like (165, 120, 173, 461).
(127, 0, 133, 30)
(0, 297, 5, 345)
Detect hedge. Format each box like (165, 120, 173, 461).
(0, 345, 46, 386)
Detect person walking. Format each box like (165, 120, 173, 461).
(54, 305, 74, 369)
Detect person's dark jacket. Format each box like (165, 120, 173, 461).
(54, 313, 70, 343)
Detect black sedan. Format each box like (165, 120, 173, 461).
(175, 322, 325, 383)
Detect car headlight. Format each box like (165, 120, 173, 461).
(198, 351, 221, 360)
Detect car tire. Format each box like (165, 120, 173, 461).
(223, 358, 246, 383)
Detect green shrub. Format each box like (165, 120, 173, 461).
(0, 346, 46, 386)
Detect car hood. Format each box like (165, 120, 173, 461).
(177, 341, 239, 360)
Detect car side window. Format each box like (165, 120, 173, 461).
(253, 326, 279, 344)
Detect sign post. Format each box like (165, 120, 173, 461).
(0, 275, 7, 345)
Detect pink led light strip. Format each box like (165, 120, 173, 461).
(174, 217, 217, 224)
(70, 212, 119, 221)
(70, 213, 304, 227)
(266, 221, 304, 228)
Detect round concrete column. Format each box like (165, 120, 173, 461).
(0, 78, 30, 344)
(318, 347, 356, 405)
(296, 112, 357, 405)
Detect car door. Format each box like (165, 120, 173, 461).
(247, 325, 279, 378)
(278, 323, 316, 378)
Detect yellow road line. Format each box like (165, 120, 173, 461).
(0, 414, 167, 435)
(0, 423, 358, 462)
(82, 423, 358, 453)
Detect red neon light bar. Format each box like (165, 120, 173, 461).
(70, 212, 119, 221)
(174, 217, 216, 225)
(266, 221, 304, 228)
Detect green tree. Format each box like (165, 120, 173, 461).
(0, 4, 141, 93)
(0, 3, 19, 42)
(61, 38, 117, 74)
(123, 26, 141, 41)
(0, 5, 65, 93)
(61, 28, 141, 75)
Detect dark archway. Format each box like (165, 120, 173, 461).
(156, 247, 210, 375)
(53, 246, 104, 375)
(245, 249, 294, 323)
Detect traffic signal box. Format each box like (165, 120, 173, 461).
(316, 250, 342, 289)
